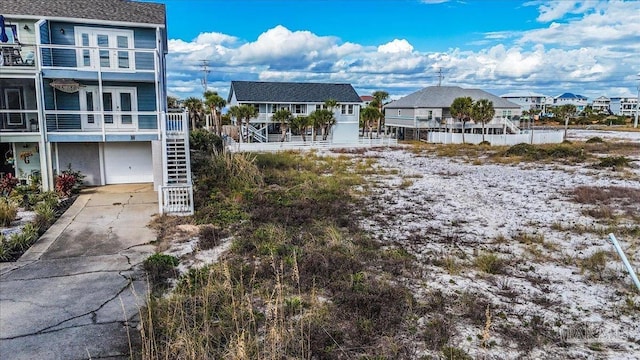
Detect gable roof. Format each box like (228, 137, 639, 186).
(229, 81, 362, 103)
(385, 86, 519, 109)
(360, 95, 374, 102)
(0, 0, 166, 26)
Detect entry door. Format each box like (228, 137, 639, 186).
(80, 87, 137, 130)
(102, 89, 136, 129)
(3, 88, 24, 128)
(76, 27, 134, 70)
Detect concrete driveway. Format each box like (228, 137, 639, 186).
(0, 184, 158, 360)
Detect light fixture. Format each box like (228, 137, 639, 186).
(23, 24, 29, 30)
(60, 28, 65, 34)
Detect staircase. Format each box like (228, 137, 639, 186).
(241, 124, 268, 142)
(159, 111, 194, 216)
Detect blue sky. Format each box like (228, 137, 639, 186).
(150, 0, 640, 101)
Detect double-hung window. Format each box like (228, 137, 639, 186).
(75, 27, 135, 71)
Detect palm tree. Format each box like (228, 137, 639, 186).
(290, 115, 311, 142)
(471, 99, 495, 143)
(167, 96, 180, 110)
(228, 104, 258, 143)
(372, 90, 389, 136)
(554, 104, 577, 140)
(360, 106, 380, 139)
(272, 108, 293, 142)
(204, 91, 226, 135)
(450, 97, 473, 143)
(324, 99, 338, 112)
(183, 97, 204, 130)
(309, 109, 335, 141)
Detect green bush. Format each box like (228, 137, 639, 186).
(475, 253, 507, 274)
(0, 198, 17, 227)
(595, 156, 630, 168)
(585, 136, 605, 144)
(35, 202, 56, 229)
(143, 253, 179, 288)
(190, 129, 223, 153)
(505, 143, 537, 157)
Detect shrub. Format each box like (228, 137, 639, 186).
(595, 156, 630, 169)
(475, 253, 507, 274)
(143, 253, 179, 288)
(505, 143, 537, 157)
(190, 128, 223, 153)
(34, 202, 56, 229)
(441, 346, 473, 360)
(586, 136, 605, 144)
(55, 173, 77, 197)
(0, 234, 12, 262)
(0, 198, 17, 227)
(198, 225, 226, 250)
(0, 174, 19, 196)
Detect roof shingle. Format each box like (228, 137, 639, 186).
(386, 86, 519, 109)
(229, 81, 362, 103)
(0, 0, 165, 26)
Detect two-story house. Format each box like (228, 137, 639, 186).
(552, 93, 588, 112)
(227, 81, 362, 144)
(385, 86, 521, 140)
(610, 97, 638, 117)
(591, 96, 611, 114)
(0, 0, 192, 215)
(500, 92, 548, 114)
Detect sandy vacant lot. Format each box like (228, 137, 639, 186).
(358, 130, 639, 359)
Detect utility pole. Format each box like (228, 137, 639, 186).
(200, 60, 210, 92)
(437, 68, 444, 87)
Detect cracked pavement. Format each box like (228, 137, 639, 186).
(0, 184, 158, 360)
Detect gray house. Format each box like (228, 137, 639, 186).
(227, 81, 362, 143)
(385, 86, 521, 140)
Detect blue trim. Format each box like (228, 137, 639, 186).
(47, 134, 158, 142)
(42, 70, 155, 82)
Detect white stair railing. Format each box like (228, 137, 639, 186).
(241, 124, 268, 142)
(159, 111, 194, 216)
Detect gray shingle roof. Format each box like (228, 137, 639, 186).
(229, 81, 362, 103)
(0, 0, 165, 26)
(386, 86, 519, 109)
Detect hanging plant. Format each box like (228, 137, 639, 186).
(19, 151, 33, 164)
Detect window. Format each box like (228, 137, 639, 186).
(75, 27, 134, 71)
(3, 88, 24, 126)
(397, 109, 401, 116)
(79, 86, 137, 129)
(293, 104, 306, 114)
(340, 104, 353, 115)
(428, 110, 433, 120)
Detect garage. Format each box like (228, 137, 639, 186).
(103, 142, 153, 184)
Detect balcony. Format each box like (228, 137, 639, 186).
(44, 110, 159, 134)
(39, 43, 158, 81)
(0, 110, 40, 133)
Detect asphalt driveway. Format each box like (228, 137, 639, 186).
(0, 184, 158, 360)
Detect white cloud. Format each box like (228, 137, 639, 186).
(377, 39, 414, 54)
(420, 0, 450, 4)
(165, 5, 639, 101)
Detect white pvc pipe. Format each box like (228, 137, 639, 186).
(608, 233, 640, 291)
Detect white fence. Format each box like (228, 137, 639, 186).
(158, 185, 194, 216)
(227, 136, 398, 153)
(426, 130, 564, 145)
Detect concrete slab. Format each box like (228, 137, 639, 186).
(0, 184, 157, 359)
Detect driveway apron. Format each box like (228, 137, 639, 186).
(0, 184, 158, 360)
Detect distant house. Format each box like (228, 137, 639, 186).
(591, 96, 611, 114)
(0, 0, 193, 215)
(227, 81, 362, 143)
(610, 97, 638, 116)
(500, 92, 548, 114)
(552, 93, 588, 112)
(360, 95, 374, 107)
(385, 86, 521, 140)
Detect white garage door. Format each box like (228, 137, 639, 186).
(104, 142, 153, 184)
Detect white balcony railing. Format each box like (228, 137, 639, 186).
(38, 43, 158, 73)
(0, 110, 40, 133)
